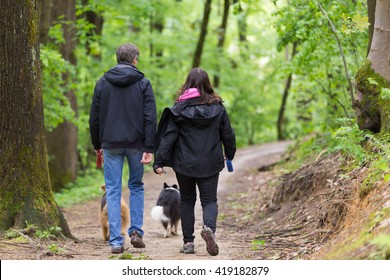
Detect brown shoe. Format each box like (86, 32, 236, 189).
(111, 245, 124, 254)
(130, 231, 145, 248)
(201, 226, 219, 256)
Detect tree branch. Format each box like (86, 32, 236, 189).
(318, 1, 355, 107)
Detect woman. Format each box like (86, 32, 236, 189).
(153, 68, 236, 256)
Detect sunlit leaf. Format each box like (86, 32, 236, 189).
(368, 77, 379, 86)
(380, 88, 390, 100)
(352, 14, 370, 31)
(376, 159, 389, 172)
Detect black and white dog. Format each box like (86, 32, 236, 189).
(151, 182, 181, 238)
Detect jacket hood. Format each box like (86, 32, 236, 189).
(170, 99, 221, 128)
(177, 88, 201, 102)
(104, 63, 144, 86)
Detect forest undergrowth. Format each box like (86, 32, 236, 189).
(229, 131, 390, 260)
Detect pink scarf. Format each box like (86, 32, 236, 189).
(177, 88, 201, 102)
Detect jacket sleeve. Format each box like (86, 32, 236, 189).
(89, 79, 102, 150)
(142, 80, 157, 153)
(220, 107, 236, 160)
(153, 108, 178, 169)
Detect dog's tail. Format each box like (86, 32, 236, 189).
(151, 206, 170, 223)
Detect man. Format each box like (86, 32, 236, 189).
(89, 43, 157, 254)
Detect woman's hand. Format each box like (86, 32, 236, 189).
(154, 167, 165, 175)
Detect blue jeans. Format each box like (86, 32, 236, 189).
(103, 148, 145, 247)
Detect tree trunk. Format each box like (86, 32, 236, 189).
(39, 0, 53, 44)
(78, 0, 104, 170)
(354, 0, 390, 133)
(233, 0, 248, 57)
(0, 0, 72, 237)
(214, 0, 230, 88)
(149, 10, 164, 61)
(367, 1, 390, 81)
(192, 0, 212, 68)
(81, 0, 104, 59)
(46, 0, 78, 192)
(367, 0, 376, 56)
(277, 42, 298, 140)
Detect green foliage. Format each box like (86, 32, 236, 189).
(284, 118, 390, 198)
(54, 169, 104, 207)
(48, 23, 65, 44)
(272, 0, 368, 138)
(341, 13, 370, 34)
(35, 226, 62, 240)
(331, 118, 368, 166)
(280, 132, 332, 172)
(54, 164, 153, 207)
(251, 239, 266, 250)
(370, 235, 390, 260)
(5, 223, 62, 241)
(23, 221, 62, 240)
(357, 62, 390, 97)
(47, 244, 66, 254)
(321, 207, 390, 259)
(39, 0, 372, 198)
(118, 253, 148, 260)
(365, 208, 390, 259)
(44, 0, 369, 153)
(41, 45, 76, 131)
(5, 229, 21, 239)
(358, 134, 390, 197)
(367, 77, 390, 100)
(381, 88, 390, 100)
(360, 169, 381, 198)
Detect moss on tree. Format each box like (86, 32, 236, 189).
(354, 60, 390, 133)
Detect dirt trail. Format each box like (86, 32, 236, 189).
(0, 141, 290, 260)
(63, 141, 291, 260)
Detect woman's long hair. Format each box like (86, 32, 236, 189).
(178, 68, 222, 104)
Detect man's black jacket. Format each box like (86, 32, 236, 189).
(153, 97, 236, 178)
(89, 62, 156, 152)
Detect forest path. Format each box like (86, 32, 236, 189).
(0, 141, 290, 260)
(61, 141, 291, 260)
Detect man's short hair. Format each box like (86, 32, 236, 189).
(116, 43, 139, 64)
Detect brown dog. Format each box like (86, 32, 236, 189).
(100, 184, 130, 241)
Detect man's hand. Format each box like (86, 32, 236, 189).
(141, 152, 153, 164)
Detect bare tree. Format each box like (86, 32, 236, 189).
(192, 0, 212, 68)
(277, 42, 298, 140)
(0, 0, 72, 237)
(214, 0, 230, 88)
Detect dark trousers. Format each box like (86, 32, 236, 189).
(175, 172, 219, 243)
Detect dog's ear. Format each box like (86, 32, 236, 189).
(100, 184, 106, 192)
(163, 182, 168, 188)
(173, 184, 178, 189)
